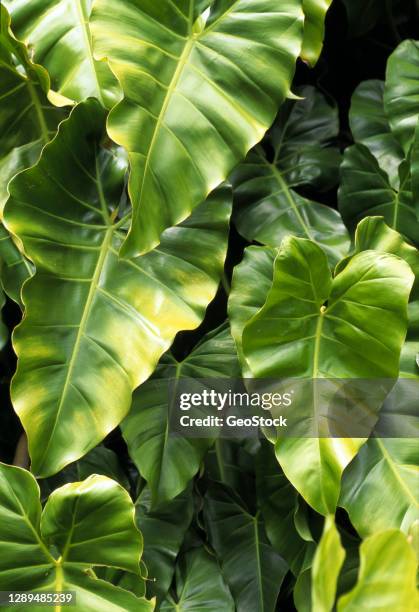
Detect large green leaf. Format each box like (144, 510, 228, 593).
(136, 486, 194, 601)
(311, 516, 345, 612)
(340, 438, 419, 537)
(0, 224, 33, 307)
(243, 236, 413, 379)
(337, 530, 419, 611)
(0, 5, 66, 210)
(160, 548, 234, 611)
(91, 0, 305, 257)
(204, 482, 288, 612)
(122, 325, 239, 506)
(349, 80, 404, 186)
(4, 99, 231, 478)
(242, 236, 414, 514)
(339, 143, 419, 245)
(3, 0, 120, 108)
(228, 245, 275, 375)
(384, 39, 419, 154)
(0, 462, 153, 611)
(232, 86, 349, 265)
(300, 0, 333, 66)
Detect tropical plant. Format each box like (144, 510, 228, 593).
(0, 1, 418, 611)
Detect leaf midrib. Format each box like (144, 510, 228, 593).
(36, 225, 113, 473)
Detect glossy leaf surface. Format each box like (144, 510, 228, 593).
(232, 86, 349, 265)
(0, 5, 65, 210)
(337, 530, 418, 611)
(0, 463, 153, 611)
(122, 325, 239, 506)
(311, 516, 345, 612)
(91, 0, 304, 256)
(4, 100, 231, 477)
(385, 39, 419, 154)
(242, 237, 413, 514)
(301, 0, 332, 66)
(4, 0, 120, 108)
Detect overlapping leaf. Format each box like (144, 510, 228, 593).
(136, 486, 194, 600)
(0, 224, 33, 307)
(242, 236, 414, 514)
(122, 325, 239, 506)
(228, 245, 275, 375)
(340, 438, 419, 537)
(4, 99, 231, 478)
(0, 463, 153, 611)
(0, 5, 66, 210)
(339, 143, 418, 245)
(160, 548, 234, 611)
(311, 516, 345, 612)
(232, 86, 349, 265)
(384, 39, 419, 154)
(337, 530, 418, 611)
(91, 0, 305, 256)
(3, 0, 120, 108)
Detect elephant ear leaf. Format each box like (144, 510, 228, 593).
(4, 99, 231, 478)
(0, 5, 66, 210)
(300, 0, 333, 67)
(0, 463, 154, 610)
(232, 86, 349, 265)
(91, 0, 304, 257)
(122, 325, 239, 507)
(337, 530, 418, 612)
(242, 237, 414, 515)
(3, 0, 120, 108)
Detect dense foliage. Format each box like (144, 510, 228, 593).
(0, 1, 418, 610)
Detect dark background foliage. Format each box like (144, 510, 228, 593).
(0, 2, 417, 609)
(1, 0, 417, 467)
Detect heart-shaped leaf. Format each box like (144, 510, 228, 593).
(242, 236, 414, 514)
(0, 462, 154, 610)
